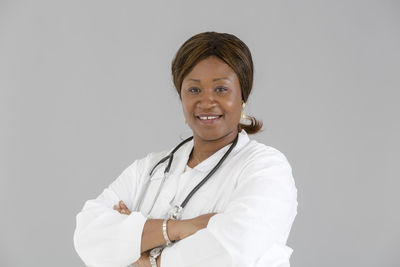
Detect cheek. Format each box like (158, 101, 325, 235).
(224, 99, 241, 116)
(181, 101, 193, 117)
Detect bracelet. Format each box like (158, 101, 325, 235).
(149, 247, 163, 267)
(162, 217, 173, 246)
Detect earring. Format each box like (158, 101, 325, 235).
(240, 102, 247, 124)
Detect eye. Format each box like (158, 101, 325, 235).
(216, 86, 228, 93)
(188, 87, 200, 93)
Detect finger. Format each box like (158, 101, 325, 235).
(121, 205, 130, 212)
(120, 201, 128, 209)
(118, 209, 126, 215)
(122, 210, 130, 215)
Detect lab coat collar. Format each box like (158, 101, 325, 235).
(169, 129, 251, 175)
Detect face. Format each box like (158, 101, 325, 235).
(181, 56, 243, 141)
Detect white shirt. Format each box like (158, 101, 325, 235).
(73, 129, 298, 267)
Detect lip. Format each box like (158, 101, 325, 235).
(196, 114, 223, 125)
(196, 114, 222, 117)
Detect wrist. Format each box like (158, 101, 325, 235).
(167, 219, 181, 241)
(156, 254, 161, 266)
(149, 247, 163, 267)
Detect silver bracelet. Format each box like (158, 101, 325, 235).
(149, 247, 163, 267)
(162, 217, 173, 246)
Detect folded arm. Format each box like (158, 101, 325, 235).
(73, 159, 151, 267)
(160, 152, 298, 267)
(114, 201, 217, 267)
(73, 151, 215, 267)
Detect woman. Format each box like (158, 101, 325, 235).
(73, 31, 298, 267)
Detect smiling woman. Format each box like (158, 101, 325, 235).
(73, 31, 298, 267)
(172, 32, 263, 168)
(172, 32, 262, 135)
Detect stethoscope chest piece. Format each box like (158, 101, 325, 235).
(167, 205, 183, 220)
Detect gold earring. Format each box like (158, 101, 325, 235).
(240, 102, 247, 123)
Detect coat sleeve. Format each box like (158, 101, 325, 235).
(73, 158, 148, 267)
(160, 148, 298, 267)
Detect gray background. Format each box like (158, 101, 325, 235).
(1, 0, 399, 266)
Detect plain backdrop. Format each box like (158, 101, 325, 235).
(1, 0, 399, 266)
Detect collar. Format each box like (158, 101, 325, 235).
(168, 129, 251, 175)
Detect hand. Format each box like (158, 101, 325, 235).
(134, 250, 151, 267)
(178, 212, 217, 240)
(113, 200, 132, 215)
(134, 250, 161, 267)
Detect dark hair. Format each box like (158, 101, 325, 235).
(171, 31, 263, 134)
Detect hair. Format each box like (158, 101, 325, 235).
(171, 31, 263, 135)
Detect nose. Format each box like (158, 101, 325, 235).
(197, 89, 216, 108)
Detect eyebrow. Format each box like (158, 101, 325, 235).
(187, 77, 230, 83)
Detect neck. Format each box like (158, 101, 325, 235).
(191, 129, 239, 164)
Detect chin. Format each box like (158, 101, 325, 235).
(194, 129, 228, 141)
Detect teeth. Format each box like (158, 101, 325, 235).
(199, 116, 219, 120)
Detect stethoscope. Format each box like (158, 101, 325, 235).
(134, 133, 239, 220)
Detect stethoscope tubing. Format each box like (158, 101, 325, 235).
(136, 133, 239, 218)
(135, 136, 194, 214)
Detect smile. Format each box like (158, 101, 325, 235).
(196, 115, 223, 124)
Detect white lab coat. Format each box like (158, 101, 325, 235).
(73, 129, 298, 267)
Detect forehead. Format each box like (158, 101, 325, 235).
(183, 56, 237, 83)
